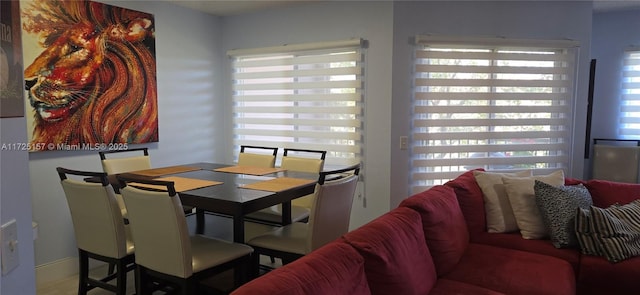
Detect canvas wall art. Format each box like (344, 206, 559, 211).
(1, 0, 25, 118)
(21, 0, 158, 152)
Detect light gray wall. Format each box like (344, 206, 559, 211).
(220, 1, 395, 229)
(390, 0, 594, 208)
(1, 117, 36, 295)
(591, 9, 640, 141)
(25, 0, 224, 270)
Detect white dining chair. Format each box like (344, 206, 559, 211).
(57, 167, 135, 295)
(99, 147, 198, 221)
(237, 145, 279, 167)
(245, 148, 327, 224)
(246, 164, 360, 274)
(117, 176, 254, 294)
(99, 148, 152, 175)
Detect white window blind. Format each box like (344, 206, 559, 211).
(620, 50, 640, 138)
(229, 39, 364, 166)
(411, 36, 579, 193)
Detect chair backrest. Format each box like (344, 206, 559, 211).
(99, 148, 152, 175)
(592, 145, 640, 183)
(281, 148, 327, 209)
(307, 164, 360, 251)
(57, 167, 129, 259)
(281, 148, 326, 174)
(117, 176, 193, 278)
(238, 145, 278, 168)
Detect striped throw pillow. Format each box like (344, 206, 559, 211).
(589, 200, 640, 263)
(575, 207, 604, 256)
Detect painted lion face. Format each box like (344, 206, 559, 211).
(21, 0, 158, 149)
(24, 22, 103, 122)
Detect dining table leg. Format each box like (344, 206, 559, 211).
(233, 213, 245, 243)
(195, 209, 205, 235)
(281, 201, 292, 225)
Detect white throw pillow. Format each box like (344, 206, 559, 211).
(502, 170, 565, 239)
(474, 170, 532, 233)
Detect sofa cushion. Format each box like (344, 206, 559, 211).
(430, 279, 505, 295)
(230, 241, 370, 295)
(399, 185, 469, 276)
(577, 254, 640, 295)
(534, 181, 593, 248)
(473, 170, 532, 233)
(471, 231, 581, 272)
(585, 179, 640, 208)
(342, 207, 436, 295)
(445, 169, 486, 237)
(585, 200, 640, 263)
(502, 170, 565, 239)
(444, 243, 575, 295)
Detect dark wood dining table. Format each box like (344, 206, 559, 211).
(117, 162, 318, 243)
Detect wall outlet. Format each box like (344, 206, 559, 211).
(1, 219, 19, 276)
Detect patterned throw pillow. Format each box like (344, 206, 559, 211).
(534, 181, 593, 248)
(589, 200, 640, 263)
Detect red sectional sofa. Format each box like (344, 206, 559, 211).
(232, 170, 640, 295)
(446, 170, 640, 295)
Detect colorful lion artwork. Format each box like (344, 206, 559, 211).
(21, 0, 158, 152)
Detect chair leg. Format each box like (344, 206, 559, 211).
(115, 260, 127, 295)
(78, 250, 89, 295)
(133, 264, 140, 295)
(136, 266, 150, 295)
(251, 253, 261, 279)
(233, 256, 249, 288)
(181, 277, 194, 295)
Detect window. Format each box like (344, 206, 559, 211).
(228, 39, 364, 166)
(411, 36, 579, 193)
(619, 50, 640, 138)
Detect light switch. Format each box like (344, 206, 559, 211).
(1, 219, 19, 275)
(399, 136, 408, 150)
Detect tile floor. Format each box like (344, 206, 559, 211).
(36, 214, 282, 294)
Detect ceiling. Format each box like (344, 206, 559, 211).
(593, 0, 640, 12)
(164, 0, 640, 16)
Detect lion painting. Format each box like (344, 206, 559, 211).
(21, 0, 158, 151)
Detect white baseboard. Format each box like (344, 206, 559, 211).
(35, 257, 78, 286)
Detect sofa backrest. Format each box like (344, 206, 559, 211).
(399, 185, 470, 277)
(230, 240, 371, 295)
(342, 206, 438, 295)
(444, 169, 487, 236)
(585, 179, 640, 208)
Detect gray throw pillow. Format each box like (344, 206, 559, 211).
(534, 180, 593, 248)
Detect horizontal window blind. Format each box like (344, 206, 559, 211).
(620, 50, 640, 138)
(229, 39, 364, 166)
(411, 36, 578, 193)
